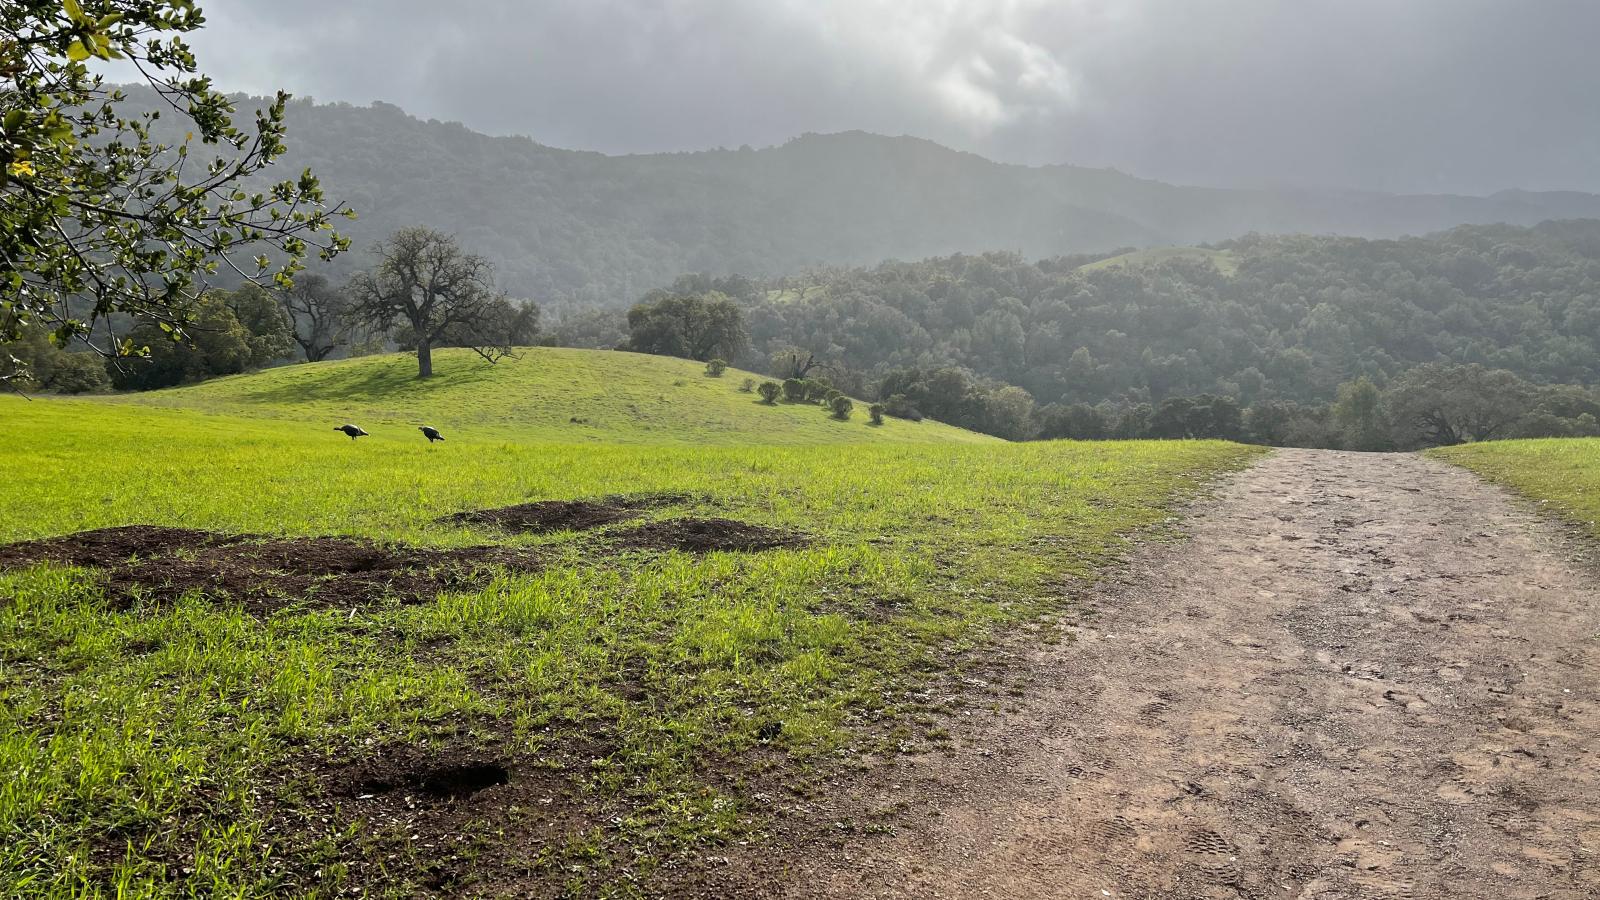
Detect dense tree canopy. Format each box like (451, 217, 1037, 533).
(612, 220, 1600, 446)
(713, 221, 1600, 409)
(624, 291, 747, 362)
(0, 1, 349, 388)
(107, 285, 292, 390)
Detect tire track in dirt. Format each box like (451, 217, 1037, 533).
(718, 449, 1600, 899)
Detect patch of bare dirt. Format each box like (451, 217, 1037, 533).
(0, 524, 244, 568)
(608, 517, 808, 553)
(681, 449, 1600, 900)
(443, 491, 705, 534)
(259, 737, 622, 897)
(0, 526, 542, 616)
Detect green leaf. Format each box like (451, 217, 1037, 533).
(66, 40, 91, 62)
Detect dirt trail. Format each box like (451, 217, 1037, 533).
(752, 449, 1600, 899)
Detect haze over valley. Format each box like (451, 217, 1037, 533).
(6, 3, 1600, 898)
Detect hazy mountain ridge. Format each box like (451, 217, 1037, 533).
(141, 89, 1600, 306)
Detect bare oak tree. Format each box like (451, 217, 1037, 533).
(279, 273, 356, 362)
(349, 228, 507, 377)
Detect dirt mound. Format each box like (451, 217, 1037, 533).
(442, 490, 704, 534)
(0, 526, 542, 615)
(608, 517, 807, 553)
(0, 525, 245, 569)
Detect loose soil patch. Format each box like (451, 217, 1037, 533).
(0, 526, 542, 616)
(0, 524, 244, 569)
(442, 491, 704, 534)
(264, 738, 616, 897)
(608, 517, 808, 553)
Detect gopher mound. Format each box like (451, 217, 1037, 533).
(0, 525, 245, 569)
(441, 491, 706, 534)
(607, 517, 808, 553)
(0, 526, 542, 616)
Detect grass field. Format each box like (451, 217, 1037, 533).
(0, 350, 1258, 897)
(1079, 246, 1239, 276)
(1432, 438, 1600, 536)
(108, 347, 990, 446)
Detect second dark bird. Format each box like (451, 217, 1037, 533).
(419, 425, 445, 443)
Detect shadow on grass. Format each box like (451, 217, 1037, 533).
(225, 357, 504, 407)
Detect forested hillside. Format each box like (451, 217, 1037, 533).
(125, 89, 1600, 308)
(727, 220, 1600, 406)
(600, 220, 1600, 447)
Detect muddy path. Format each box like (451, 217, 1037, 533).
(714, 449, 1600, 899)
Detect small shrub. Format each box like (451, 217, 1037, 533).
(782, 378, 807, 402)
(806, 378, 835, 403)
(830, 396, 854, 420)
(758, 381, 781, 404)
(869, 403, 885, 426)
(884, 393, 923, 422)
(739, 377, 755, 393)
(705, 358, 727, 377)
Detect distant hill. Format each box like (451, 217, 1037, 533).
(114, 347, 996, 445)
(128, 88, 1600, 307)
(729, 219, 1600, 414)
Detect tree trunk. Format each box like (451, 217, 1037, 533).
(417, 337, 433, 378)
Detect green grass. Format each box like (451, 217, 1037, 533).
(1432, 438, 1600, 536)
(1079, 246, 1238, 276)
(106, 347, 991, 445)
(0, 351, 1260, 897)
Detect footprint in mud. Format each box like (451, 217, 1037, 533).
(1351, 877, 1419, 900)
(1137, 699, 1172, 726)
(1086, 816, 1140, 842)
(1181, 827, 1234, 856)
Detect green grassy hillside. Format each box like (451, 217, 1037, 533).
(1433, 438, 1600, 536)
(0, 356, 1259, 896)
(1079, 245, 1238, 276)
(107, 347, 993, 445)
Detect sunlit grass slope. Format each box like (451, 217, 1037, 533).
(0, 387, 1259, 896)
(1079, 245, 1238, 276)
(107, 347, 993, 445)
(1433, 438, 1600, 536)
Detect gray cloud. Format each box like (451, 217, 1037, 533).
(179, 0, 1600, 194)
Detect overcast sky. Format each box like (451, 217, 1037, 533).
(177, 0, 1600, 195)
